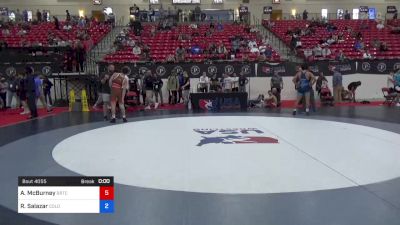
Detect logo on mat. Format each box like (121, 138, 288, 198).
(194, 128, 279, 146)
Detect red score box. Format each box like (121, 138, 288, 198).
(100, 186, 114, 200)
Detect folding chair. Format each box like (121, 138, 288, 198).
(382, 87, 396, 106)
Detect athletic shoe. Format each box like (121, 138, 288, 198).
(110, 118, 116, 123)
(123, 118, 128, 123)
(20, 111, 29, 115)
(292, 110, 297, 116)
(155, 103, 159, 109)
(396, 103, 400, 107)
(104, 116, 108, 121)
(144, 106, 151, 110)
(47, 108, 53, 112)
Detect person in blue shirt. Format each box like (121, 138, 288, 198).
(191, 44, 202, 55)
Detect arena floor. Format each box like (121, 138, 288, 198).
(1, 106, 400, 225)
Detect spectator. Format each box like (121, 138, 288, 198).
(142, 44, 150, 61)
(75, 43, 85, 72)
(191, 43, 202, 55)
(315, 72, 328, 94)
(388, 70, 400, 106)
(6, 76, 19, 108)
(238, 72, 249, 93)
(321, 46, 332, 58)
(0, 76, 7, 109)
(380, 42, 389, 51)
(248, 39, 257, 49)
(198, 72, 209, 93)
(132, 44, 142, 56)
(66, 10, 71, 22)
(303, 48, 313, 59)
(42, 76, 53, 106)
(181, 72, 190, 106)
(153, 74, 164, 106)
(363, 50, 373, 59)
(165, 54, 176, 63)
(144, 71, 157, 110)
(354, 40, 364, 51)
(24, 67, 38, 118)
(217, 22, 224, 31)
(377, 21, 385, 30)
(270, 72, 283, 106)
(250, 44, 259, 53)
(265, 90, 278, 107)
(167, 71, 179, 104)
(313, 44, 323, 57)
(53, 16, 59, 30)
(303, 10, 308, 20)
(36, 9, 42, 22)
(336, 50, 346, 61)
(63, 22, 72, 31)
(332, 67, 343, 103)
(209, 74, 221, 92)
(175, 45, 186, 62)
(217, 41, 227, 55)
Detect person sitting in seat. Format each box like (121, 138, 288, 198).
(388, 70, 400, 106)
(264, 90, 277, 108)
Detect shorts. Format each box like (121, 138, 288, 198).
(102, 93, 110, 102)
(297, 91, 310, 98)
(111, 88, 122, 102)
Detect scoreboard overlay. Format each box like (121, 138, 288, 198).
(18, 176, 114, 213)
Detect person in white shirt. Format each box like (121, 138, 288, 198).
(198, 72, 209, 93)
(250, 45, 260, 53)
(132, 45, 141, 55)
(248, 40, 257, 49)
(313, 44, 323, 57)
(377, 21, 384, 30)
(222, 73, 233, 92)
(363, 50, 373, 59)
(231, 73, 239, 92)
(63, 23, 72, 31)
(321, 47, 331, 58)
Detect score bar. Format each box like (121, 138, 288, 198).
(18, 176, 114, 213)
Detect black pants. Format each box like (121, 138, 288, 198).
(0, 92, 6, 109)
(178, 89, 183, 103)
(44, 90, 53, 105)
(169, 91, 178, 104)
(27, 94, 38, 117)
(76, 60, 84, 72)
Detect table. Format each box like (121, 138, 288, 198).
(190, 92, 248, 112)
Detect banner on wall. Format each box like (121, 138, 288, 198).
(263, 6, 273, 14)
(387, 6, 397, 14)
(359, 6, 369, 13)
(0, 62, 58, 78)
(357, 60, 400, 74)
(98, 62, 255, 78)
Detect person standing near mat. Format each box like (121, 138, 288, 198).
(109, 65, 129, 123)
(238, 72, 249, 93)
(24, 67, 38, 119)
(332, 67, 343, 103)
(292, 64, 315, 116)
(144, 70, 157, 110)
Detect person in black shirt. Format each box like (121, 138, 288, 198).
(53, 16, 59, 30)
(347, 81, 361, 103)
(238, 72, 248, 93)
(209, 74, 220, 92)
(66, 10, 71, 22)
(17, 73, 29, 115)
(75, 44, 85, 72)
(153, 74, 164, 106)
(144, 71, 157, 109)
(42, 76, 53, 106)
(24, 67, 38, 119)
(181, 72, 190, 106)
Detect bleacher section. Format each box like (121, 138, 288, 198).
(263, 19, 400, 60)
(104, 23, 281, 63)
(0, 21, 111, 50)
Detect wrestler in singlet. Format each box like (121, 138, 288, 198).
(111, 73, 124, 102)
